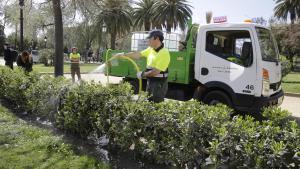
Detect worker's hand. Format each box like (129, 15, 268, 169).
(136, 71, 144, 79)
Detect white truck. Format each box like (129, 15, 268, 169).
(107, 21, 284, 113)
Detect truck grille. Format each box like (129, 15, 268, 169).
(270, 82, 281, 91)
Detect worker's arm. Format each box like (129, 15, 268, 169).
(143, 68, 161, 77)
(114, 51, 141, 60)
(124, 51, 141, 59)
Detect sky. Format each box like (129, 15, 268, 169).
(3, 0, 278, 35)
(189, 0, 277, 24)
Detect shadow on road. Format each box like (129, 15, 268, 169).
(291, 116, 300, 126)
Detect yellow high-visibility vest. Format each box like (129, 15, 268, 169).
(140, 47, 170, 71)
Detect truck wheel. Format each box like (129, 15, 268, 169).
(203, 90, 232, 107)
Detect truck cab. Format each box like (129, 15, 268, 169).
(194, 23, 283, 112)
(106, 22, 283, 113)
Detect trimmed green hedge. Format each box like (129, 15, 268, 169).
(0, 66, 299, 168)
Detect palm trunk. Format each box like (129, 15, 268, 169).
(110, 32, 116, 50)
(52, 0, 64, 77)
(166, 22, 172, 33)
(144, 21, 151, 31)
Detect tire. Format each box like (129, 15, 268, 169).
(203, 90, 232, 107)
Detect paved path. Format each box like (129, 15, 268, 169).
(65, 73, 123, 85)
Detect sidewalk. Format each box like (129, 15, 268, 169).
(65, 73, 122, 84)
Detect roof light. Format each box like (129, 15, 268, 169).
(244, 19, 252, 23)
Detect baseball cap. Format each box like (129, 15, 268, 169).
(146, 30, 164, 41)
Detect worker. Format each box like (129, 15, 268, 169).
(70, 47, 81, 82)
(114, 30, 170, 103)
(4, 43, 13, 69)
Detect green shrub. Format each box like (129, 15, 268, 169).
(25, 75, 71, 120)
(39, 48, 54, 66)
(56, 82, 133, 139)
(0, 66, 299, 168)
(281, 55, 292, 77)
(0, 66, 40, 111)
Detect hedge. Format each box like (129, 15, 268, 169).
(0, 66, 299, 168)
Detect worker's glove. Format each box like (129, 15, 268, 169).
(136, 71, 144, 79)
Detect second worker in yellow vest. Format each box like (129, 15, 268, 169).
(114, 30, 170, 103)
(70, 47, 81, 83)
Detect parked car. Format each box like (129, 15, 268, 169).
(31, 50, 39, 63)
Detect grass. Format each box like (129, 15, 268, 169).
(0, 106, 109, 169)
(33, 62, 101, 73)
(282, 72, 300, 93)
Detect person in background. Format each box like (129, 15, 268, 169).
(4, 43, 13, 69)
(17, 51, 33, 72)
(70, 47, 81, 82)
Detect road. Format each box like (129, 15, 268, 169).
(0, 57, 299, 120)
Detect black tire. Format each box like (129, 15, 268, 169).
(203, 90, 232, 107)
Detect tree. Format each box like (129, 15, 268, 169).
(133, 0, 155, 31)
(96, 0, 132, 49)
(251, 17, 267, 26)
(152, 0, 192, 32)
(0, 24, 4, 56)
(52, 0, 64, 77)
(274, 0, 300, 24)
(271, 21, 300, 70)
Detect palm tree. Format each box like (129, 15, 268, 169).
(133, 0, 155, 31)
(274, 0, 300, 24)
(152, 0, 192, 32)
(52, 0, 64, 76)
(96, 0, 132, 49)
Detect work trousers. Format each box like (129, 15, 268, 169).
(146, 77, 168, 103)
(71, 64, 81, 82)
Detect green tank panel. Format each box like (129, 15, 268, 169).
(106, 49, 195, 84)
(105, 19, 198, 85)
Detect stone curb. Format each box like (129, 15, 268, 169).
(284, 92, 300, 97)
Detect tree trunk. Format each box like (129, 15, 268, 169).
(288, 55, 294, 71)
(144, 21, 151, 31)
(110, 32, 116, 49)
(166, 22, 172, 33)
(52, 0, 64, 77)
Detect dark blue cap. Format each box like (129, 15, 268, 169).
(146, 30, 164, 41)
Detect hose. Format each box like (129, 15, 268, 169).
(105, 49, 142, 94)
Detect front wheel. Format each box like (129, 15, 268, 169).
(203, 90, 232, 107)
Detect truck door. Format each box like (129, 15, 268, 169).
(195, 29, 257, 107)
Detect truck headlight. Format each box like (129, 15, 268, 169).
(262, 68, 270, 96)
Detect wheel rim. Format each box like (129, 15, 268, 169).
(209, 99, 221, 105)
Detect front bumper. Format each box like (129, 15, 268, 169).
(236, 90, 284, 113)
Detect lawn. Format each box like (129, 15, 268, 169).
(282, 72, 300, 93)
(33, 62, 101, 73)
(0, 106, 109, 169)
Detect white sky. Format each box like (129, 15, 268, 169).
(3, 0, 278, 35)
(190, 0, 277, 24)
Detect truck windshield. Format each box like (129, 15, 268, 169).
(256, 27, 279, 62)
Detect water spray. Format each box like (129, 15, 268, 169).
(93, 49, 142, 94)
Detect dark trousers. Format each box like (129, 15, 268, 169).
(146, 78, 168, 103)
(71, 65, 81, 82)
(5, 62, 13, 69)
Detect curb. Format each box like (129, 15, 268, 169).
(284, 92, 300, 97)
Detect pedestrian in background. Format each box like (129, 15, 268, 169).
(4, 43, 14, 69)
(17, 51, 33, 73)
(70, 47, 81, 82)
